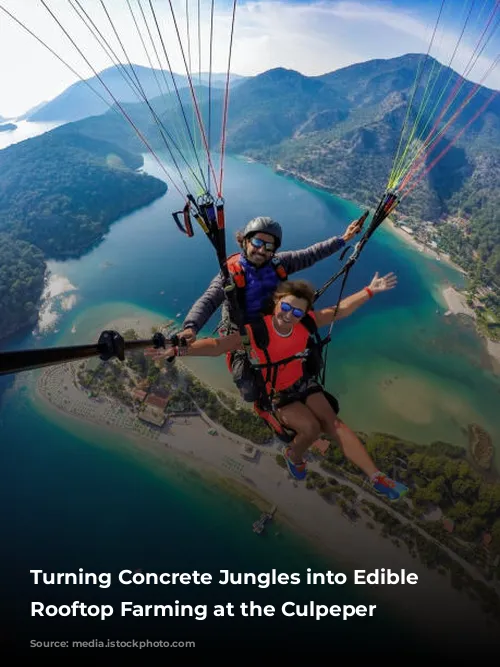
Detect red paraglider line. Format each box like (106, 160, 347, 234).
(400, 88, 499, 200)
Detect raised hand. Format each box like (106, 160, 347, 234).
(368, 272, 398, 294)
(342, 217, 364, 241)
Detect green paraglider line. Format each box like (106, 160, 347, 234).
(400, 82, 499, 199)
(391, 0, 483, 186)
(396, 0, 500, 189)
(388, 0, 447, 188)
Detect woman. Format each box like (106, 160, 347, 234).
(161, 273, 408, 500)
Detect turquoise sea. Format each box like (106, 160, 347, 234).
(1, 142, 500, 655)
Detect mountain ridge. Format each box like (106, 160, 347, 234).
(28, 65, 248, 122)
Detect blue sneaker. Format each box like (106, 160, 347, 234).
(282, 446, 307, 481)
(372, 473, 408, 501)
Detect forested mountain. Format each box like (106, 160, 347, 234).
(0, 234, 46, 339)
(219, 67, 351, 152)
(28, 65, 247, 122)
(0, 128, 167, 340)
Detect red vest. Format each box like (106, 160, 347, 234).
(246, 313, 316, 392)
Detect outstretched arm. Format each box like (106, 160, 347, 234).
(180, 272, 225, 342)
(164, 332, 242, 358)
(315, 272, 397, 327)
(277, 217, 365, 275)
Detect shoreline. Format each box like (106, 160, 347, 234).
(384, 218, 466, 274)
(441, 285, 500, 372)
(33, 316, 500, 647)
(273, 162, 466, 274)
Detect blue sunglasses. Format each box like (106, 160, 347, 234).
(280, 301, 305, 318)
(250, 237, 275, 251)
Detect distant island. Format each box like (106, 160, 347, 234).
(36, 319, 500, 625)
(0, 126, 167, 341)
(0, 123, 16, 132)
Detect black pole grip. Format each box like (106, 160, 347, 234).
(165, 334, 187, 364)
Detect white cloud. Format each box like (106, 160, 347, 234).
(0, 0, 498, 118)
(324, 1, 500, 86)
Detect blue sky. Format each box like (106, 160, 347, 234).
(0, 0, 498, 118)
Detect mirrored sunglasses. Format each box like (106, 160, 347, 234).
(280, 301, 305, 318)
(250, 237, 275, 252)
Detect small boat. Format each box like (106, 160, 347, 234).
(253, 506, 277, 534)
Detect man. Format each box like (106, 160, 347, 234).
(178, 215, 363, 400)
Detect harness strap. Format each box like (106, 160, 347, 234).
(260, 345, 273, 387)
(252, 351, 309, 370)
(228, 258, 246, 288)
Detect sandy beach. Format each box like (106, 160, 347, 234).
(385, 218, 466, 272)
(441, 286, 475, 318)
(441, 285, 500, 371)
(34, 316, 500, 649)
(486, 339, 500, 374)
(360, 217, 500, 373)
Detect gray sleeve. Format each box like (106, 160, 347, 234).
(182, 272, 225, 333)
(278, 236, 346, 275)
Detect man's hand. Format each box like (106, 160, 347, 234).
(342, 215, 366, 242)
(177, 328, 197, 344)
(368, 272, 398, 294)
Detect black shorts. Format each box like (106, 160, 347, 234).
(272, 377, 337, 411)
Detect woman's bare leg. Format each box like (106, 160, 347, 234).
(276, 401, 321, 465)
(304, 392, 378, 478)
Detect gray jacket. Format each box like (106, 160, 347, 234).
(182, 235, 346, 333)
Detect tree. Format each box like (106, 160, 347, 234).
(456, 517, 486, 541)
(446, 500, 471, 521)
(478, 484, 500, 515)
(443, 459, 461, 480)
(420, 455, 445, 478)
(452, 476, 479, 501)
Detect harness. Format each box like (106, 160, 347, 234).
(223, 257, 333, 441)
(247, 313, 325, 398)
(246, 314, 337, 443)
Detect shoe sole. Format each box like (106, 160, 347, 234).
(374, 487, 408, 502)
(282, 447, 306, 481)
